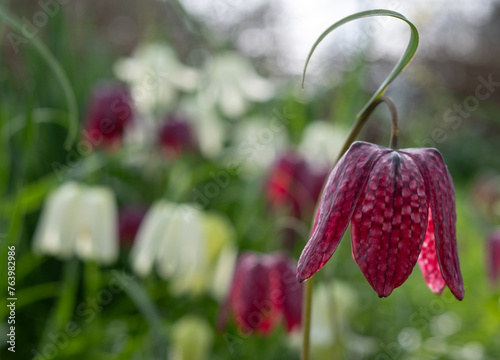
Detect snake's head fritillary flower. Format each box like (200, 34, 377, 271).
(159, 114, 198, 158)
(297, 141, 464, 300)
(487, 229, 500, 287)
(33, 182, 119, 265)
(84, 83, 134, 149)
(130, 203, 237, 297)
(218, 252, 302, 335)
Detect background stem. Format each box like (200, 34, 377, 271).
(301, 277, 314, 360)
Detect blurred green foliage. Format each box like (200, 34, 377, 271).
(1, 1, 500, 360)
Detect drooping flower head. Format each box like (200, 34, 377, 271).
(486, 229, 500, 287)
(159, 114, 198, 158)
(266, 152, 328, 220)
(219, 252, 302, 335)
(130, 203, 237, 298)
(297, 141, 464, 300)
(33, 182, 119, 265)
(130, 202, 205, 294)
(84, 82, 134, 148)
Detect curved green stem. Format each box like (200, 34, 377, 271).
(337, 96, 399, 159)
(0, 6, 78, 149)
(300, 10, 419, 360)
(302, 9, 419, 119)
(386, 98, 399, 150)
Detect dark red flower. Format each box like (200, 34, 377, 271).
(297, 141, 464, 300)
(84, 83, 134, 148)
(159, 114, 198, 158)
(219, 252, 302, 335)
(118, 206, 147, 246)
(487, 229, 500, 287)
(266, 152, 328, 219)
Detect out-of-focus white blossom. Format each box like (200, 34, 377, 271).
(309, 281, 357, 357)
(33, 182, 118, 264)
(202, 213, 237, 300)
(170, 316, 213, 360)
(180, 94, 225, 159)
(130, 202, 205, 294)
(229, 117, 288, 173)
(114, 43, 199, 116)
(130, 202, 237, 297)
(200, 51, 276, 118)
(299, 121, 348, 171)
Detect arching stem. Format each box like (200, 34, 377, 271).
(336, 96, 399, 160)
(387, 98, 399, 150)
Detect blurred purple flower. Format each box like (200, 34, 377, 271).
(297, 141, 464, 300)
(84, 83, 134, 149)
(159, 114, 198, 158)
(118, 206, 147, 246)
(218, 252, 302, 335)
(487, 229, 500, 287)
(266, 152, 328, 219)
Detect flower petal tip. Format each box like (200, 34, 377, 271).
(376, 287, 394, 298)
(430, 286, 445, 296)
(452, 288, 465, 301)
(297, 276, 308, 284)
(295, 269, 309, 283)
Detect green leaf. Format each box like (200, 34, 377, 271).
(301, 9, 419, 119)
(16, 282, 60, 309)
(3, 108, 74, 140)
(0, 175, 57, 216)
(122, 278, 168, 358)
(0, 6, 78, 149)
(38, 258, 80, 351)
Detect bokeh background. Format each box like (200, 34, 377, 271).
(1, 0, 500, 359)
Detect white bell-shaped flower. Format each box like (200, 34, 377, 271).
(33, 182, 118, 264)
(130, 202, 237, 298)
(131, 202, 205, 293)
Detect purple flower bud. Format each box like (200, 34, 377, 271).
(84, 83, 134, 148)
(487, 229, 500, 287)
(219, 252, 302, 335)
(297, 141, 464, 300)
(266, 152, 328, 219)
(159, 114, 198, 158)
